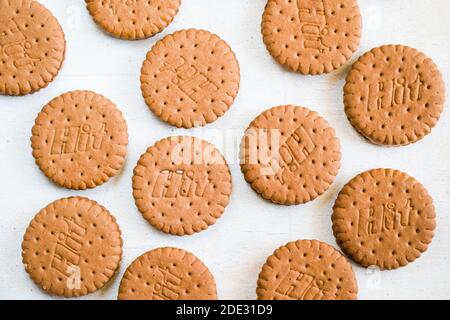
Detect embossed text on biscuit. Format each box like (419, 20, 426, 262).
(153, 266, 182, 300)
(245, 126, 315, 182)
(276, 125, 315, 183)
(275, 269, 330, 300)
(357, 200, 414, 236)
(160, 56, 219, 103)
(151, 169, 208, 198)
(244, 126, 316, 183)
(50, 123, 107, 155)
(297, 0, 330, 53)
(366, 74, 424, 111)
(50, 217, 87, 277)
(0, 18, 41, 68)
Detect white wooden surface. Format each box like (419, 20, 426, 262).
(0, 0, 449, 300)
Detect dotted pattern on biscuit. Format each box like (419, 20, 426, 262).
(332, 168, 436, 270)
(344, 45, 445, 145)
(257, 239, 357, 300)
(85, 0, 181, 40)
(140, 29, 240, 128)
(118, 247, 217, 300)
(132, 136, 232, 236)
(262, 0, 361, 75)
(21, 197, 123, 297)
(240, 105, 340, 205)
(31, 90, 128, 190)
(0, 0, 66, 95)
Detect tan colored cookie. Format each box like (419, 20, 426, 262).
(332, 168, 436, 270)
(22, 196, 122, 297)
(31, 90, 128, 190)
(262, 0, 361, 75)
(132, 136, 232, 236)
(257, 240, 357, 300)
(240, 105, 340, 205)
(140, 29, 240, 128)
(85, 0, 180, 40)
(344, 45, 446, 145)
(118, 247, 217, 300)
(0, 0, 66, 95)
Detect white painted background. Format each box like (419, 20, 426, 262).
(0, 0, 449, 300)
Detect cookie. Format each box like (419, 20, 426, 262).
(332, 168, 436, 270)
(85, 0, 181, 40)
(344, 45, 446, 145)
(118, 247, 217, 300)
(257, 239, 357, 300)
(31, 90, 128, 190)
(0, 0, 66, 95)
(132, 136, 232, 236)
(240, 105, 340, 205)
(261, 0, 361, 75)
(22, 196, 122, 297)
(140, 29, 240, 128)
